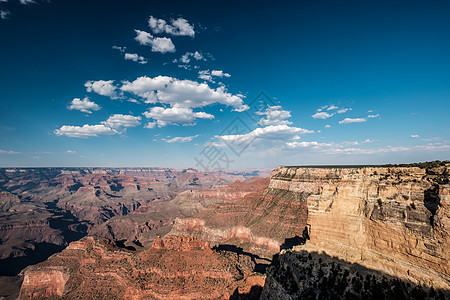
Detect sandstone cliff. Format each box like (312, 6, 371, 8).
(266, 165, 450, 290)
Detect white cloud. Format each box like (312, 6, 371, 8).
(162, 134, 199, 143)
(0, 149, 19, 154)
(178, 51, 205, 64)
(0, 9, 10, 19)
(198, 69, 231, 83)
(101, 114, 141, 129)
(286, 141, 332, 149)
(144, 122, 157, 129)
(68, 97, 100, 114)
(312, 112, 333, 119)
(120, 75, 248, 111)
(339, 118, 366, 124)
(134, 30, 175, 53)
(367, 113, 380, 118)
(124, 53, 147, 64)
(85, 80, 119, 99)
(112, 46, 126, 53)
(216, 124, 313, 146)
(324, 124, 331, 128)
(211, 70, 231, 78)
(198, 72, 213, 82)
(66, 150, 77, 154)
(256, 105, 292, 126)
(315, 105, 351, 116)
(55, 125, 119, 138)
(19, 0, 34, 4)
(337, 108, 351, 114)
(148, 16, 195, 37)
(410, 134, 420, 138)
(143, 105, 214, 127)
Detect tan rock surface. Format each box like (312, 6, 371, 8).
(270, 165, 450, 289)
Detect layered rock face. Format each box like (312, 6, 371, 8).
(268, 165, 450, 290)
(19, 236, 265, 299)
(170, 179, 308, 257)
(0, 168, 269, 265)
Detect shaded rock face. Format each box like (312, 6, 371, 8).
(0, 168, 269, 273)
(170, 184, 308, 257)
(269, 165, 450, 290)
(261, 250, 449, 300)
(18, 236, 265, 300)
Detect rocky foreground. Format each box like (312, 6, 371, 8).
(19, 235, 265, 299)
(11, 162, 450, 298)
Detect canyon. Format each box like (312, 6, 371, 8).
(1, 162, 449, 299)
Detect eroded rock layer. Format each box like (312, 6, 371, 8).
(269, 165, 450, 289)
(170, 181, 308, 257)
(19, 236, 265, 299)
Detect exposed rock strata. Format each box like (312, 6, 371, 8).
(18, 236, 265, 299)
(170, 184, 308, 257)
(268, 165, 450, 290)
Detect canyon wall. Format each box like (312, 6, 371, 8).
(268, 165, 449, 290)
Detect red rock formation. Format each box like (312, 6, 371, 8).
(171, 185, 308, 257)
(18, 236, 265, 299)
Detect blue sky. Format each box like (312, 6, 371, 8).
(0, 0, 449, 168)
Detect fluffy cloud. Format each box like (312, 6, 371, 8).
(256, 105, 292, 126)
(120, 75, 248, 111)
(338, 118, 366, 124)
(216, 124, 313, 146)
(101, 114, 141, 129)
(148, 16, 195, 37)
(55, 125, 119, 138)
(85, 80, 119, 99)
(314, 105, 351, 118)
(178, 51, 205, 64)
(68, 97, 100, 114)
(66, 150, 77, 154)
(135, 30, 175, 53)
(324, 124, 331, 128)
(162, 134, 199, 143)
(124, 53, 147, 64)
(198, 70, 231, 83)
(112, 46, 148, 64)
(0, 149, 19, 154)
(143, 105, 214, 127)
(410, 134, 420, 138)
(337, 108, 351, 114)
(312, 112, 333, 119)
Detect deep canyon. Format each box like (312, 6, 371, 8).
(0, 162, 449, 299)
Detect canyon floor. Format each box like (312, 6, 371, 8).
(1, 162, 449, 299)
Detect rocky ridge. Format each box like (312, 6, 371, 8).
(19, 235, 265, 299)
(265, 164, 450, 290)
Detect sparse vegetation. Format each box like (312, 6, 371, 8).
(377, 199, 383, 207)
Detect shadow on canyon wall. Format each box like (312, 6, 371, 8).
(263, 250, 449, 300)
(0, 201, 87, 276)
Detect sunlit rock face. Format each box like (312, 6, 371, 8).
(269, 165, 450, 290)
(18, 235, 265, 299)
